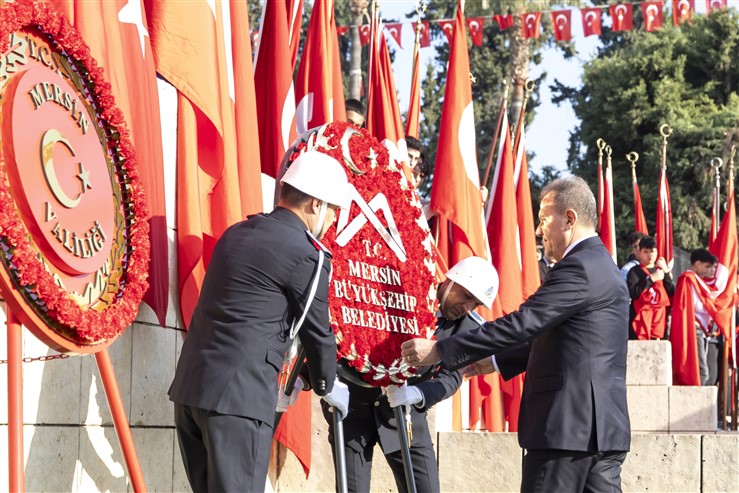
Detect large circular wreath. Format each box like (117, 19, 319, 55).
(0, 0, 150, 343)
(284, 122, 437, 386)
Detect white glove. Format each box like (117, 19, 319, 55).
(276, 376, 304, 412)
(386, 384, 424, 408)
(321, 379, 349, 417)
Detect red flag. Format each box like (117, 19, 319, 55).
(610, 3, 634, 31)
(286, 0, 304, 68)
(337, 25, 349, 35)
(358, 24, 371, 45)
(406, 23, 422, 138)
(365, 24, 408, 170)
(707, 0, 728, 12)
(439, 19, 455, 44)
(642, 1, 664, 32)
(655, 165, 674, 268)
(418, 21, 431, 47)
(254, 0, 297, 178)
(551, 10, 572, 41)
(708, 182, 738, 340)
(385, 22, 403, 47)
(673, 0, 694, 25)
(430, 2, 504, 432)
(466, 17, 485, 47)
(581, 7, 602, 37)
(48, 0, 168, 327)
(513, 124, 541, 299)
(599, 160, 617, 262)
(147, 0, 263, 327)
(493, 14, 514, 30)
(484, 112, 524, 432)
(670, 271, 706, 385)
(295, 0, 346, 135)
(521, 12, 541, 39)
(633, 179, 649, 235)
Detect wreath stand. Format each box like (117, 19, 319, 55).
(5, 296, 146, 492)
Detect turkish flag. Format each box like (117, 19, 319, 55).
(385, 22, 403, 47)
(633, 179, 649, 235)
(581, 7, 602, 37)
(708, 183, 738, 341)
(48, 0, 168, 326)
(521, 12, 541, 39)
(610, 3, 634, 31)
(466, 17, 485, 47)
(670, 271, 707, 385)
(655, 165, 674, 268)
(673, 0, 694, 25)
(706, 0, 728, 12)
(406, 27, 422, 138)
(295, 0, 346, 135)
(254, 0, 297, 178)
(337, 25, 349, 35)
(599, 161, 617, 262)
(147, 0, 263, 328)
(551, 10, 572, 41)
(358, 24, 371, 45)
(286, 0, 303, 68)
(418, 21, 431, 47)
(439, 19, 455, 44)
(493, 13, 514, 30)
(642, 1, 664, 32)
(430, 2, 503, 432)
(483, 113, 524, 432)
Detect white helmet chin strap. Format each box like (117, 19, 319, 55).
(312, 200, 328, 238)
(439, 280, 455, 316)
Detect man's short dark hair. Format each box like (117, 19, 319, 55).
(627, 231, 646, 246)
(405, 135, 426, 175)
(638, 236, 657, 250)
(279, 182, 312, 207)
(690, 248, 718, 265)
(345, 98, 365, 116)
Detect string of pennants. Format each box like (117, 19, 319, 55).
(335, 0, 730, 47)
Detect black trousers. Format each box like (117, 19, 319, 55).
(174, 403, 273, 493)
(521, 449, 627, 493)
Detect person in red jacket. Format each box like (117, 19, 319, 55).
(626, 235, 675, 340)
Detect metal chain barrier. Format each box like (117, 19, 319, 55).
(0, 353, 69, 365)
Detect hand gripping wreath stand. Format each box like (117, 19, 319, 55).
(272, 240, 349, 492)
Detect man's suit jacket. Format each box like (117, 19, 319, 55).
(338, 313, 480, 454)
(438, 236, 631, 453)
(169, 207, 337, 426)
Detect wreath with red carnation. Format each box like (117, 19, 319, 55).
(282, 122, 437, 386)
(0, 0, 150, 344)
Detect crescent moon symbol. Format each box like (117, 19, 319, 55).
(525, 14, 536, 28)
(470, 20, 480, 31)
(615, 5, 627, 20)
(677, 0, 690, 13)
(585, 11, 597, 23)
(555, 14, 568, 27)
(646, 5, 658, 19)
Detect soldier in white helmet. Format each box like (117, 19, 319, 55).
(321, 256, 498, 493)
(170, 150, 352, 493)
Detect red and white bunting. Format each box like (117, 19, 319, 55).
(551, 10, 572, 41)
(466, 16, 485, 46)
(581, 7, 602, 37)
(521, 12, 541, 39)
(385, 22, 403, 47)
(642, 1, 664, 32)
(610, 3, 634, 32)
(673, 0, 695, 25)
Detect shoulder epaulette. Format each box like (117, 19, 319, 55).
(305, 230, 333, 258)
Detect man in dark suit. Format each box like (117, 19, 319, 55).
(169, 151, 352, 493)
(322, 256, 499, 493)
(402, 176, 631, 492)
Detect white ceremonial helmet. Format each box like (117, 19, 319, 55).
(445, 256, 499, 309)
(280, 151, 352, 209)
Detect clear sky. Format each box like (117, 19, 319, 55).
(375, 0, 710, 176)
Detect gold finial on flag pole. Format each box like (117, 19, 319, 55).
(596, 138, 606, 162)
(659, 123, 673, 170)
(626, 152, 639, 183)
(605, 144, 613, 169)
(729, 145, 736, 185)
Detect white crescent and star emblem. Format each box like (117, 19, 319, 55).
(646, 4, 659, 20)
(615, 4, 627, 21)
(554, 14, 568, 28)
(585, 11, 597, 25)
(525, 13, 537, 28)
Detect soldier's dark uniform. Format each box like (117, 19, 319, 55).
(169, 207, 337, 493)
(322, 311, 484, 493)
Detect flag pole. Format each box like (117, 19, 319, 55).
(627, 151, 639, 185)
(366, 0, 378, 113)
(596, 138, 606, 217)
(710, 157, 723, 242)
(728, 145, 738, 430)
(510, 79, 534, 147)
(481, 83, 508, 191)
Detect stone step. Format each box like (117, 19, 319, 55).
(627, 340, 672, 386)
